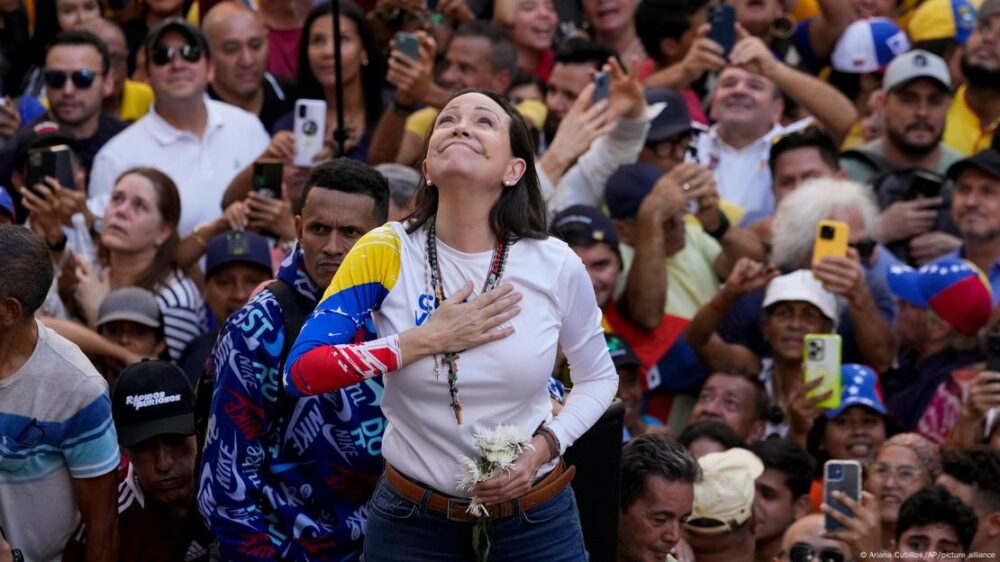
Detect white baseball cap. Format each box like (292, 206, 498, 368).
(686, 448, 764, 535)
(882, 49, 952, 93)
(762, 270, 839, 327)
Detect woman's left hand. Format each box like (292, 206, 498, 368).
(607, 57, 645, 120)
(472, 434, 550, 505)
(74, 258, 111, 327)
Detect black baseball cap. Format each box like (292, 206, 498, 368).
(645, 88, 694, 144)
(112, 360, 195, 448)
(204, 230, 273, 279)
(144, 17, 210, 58)
(946, 148, 1000, 182)
(605, 333, 641, 370)
(550, 205, 620, 249)
(604, 163, 664, 220)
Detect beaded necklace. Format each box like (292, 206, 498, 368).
(425, 216, 511, 425)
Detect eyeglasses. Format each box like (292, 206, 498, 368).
(150, 44, 203, 67)
(43, 69, 98, 90)
(785, 543, 846, 562)
(849, 238, 877, 263)
(870, 463, 923, 486)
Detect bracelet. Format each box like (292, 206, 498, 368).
(534, 426, 560, 461)
(704, 210, 731, 239)
(191, 223, 212, 249)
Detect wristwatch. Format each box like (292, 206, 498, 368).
(704, 210, 731, 239)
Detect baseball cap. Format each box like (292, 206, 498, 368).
(145, 17, 209, 57)
(96, 287, 163, 329)
(946, 148, 1000, 182)
(550, 205, 620, 249)
(882, 49, 952, 92)
(112, 360, 195, 447)
(887, 257, 992, 335)
(686, 448, 764, 535)
(831, 18, 911, 73)
(908, 0, 979, 44)
(604, 163, 663, 220)
(204, 230, 273, 279)
(762, 270, 839, 327)
(645, 89, 693, 144)
(0, 187, 15, 221)
(824, 364, 887, 419)
(605, 333, 641, 370)
(11, 120, 77, 170)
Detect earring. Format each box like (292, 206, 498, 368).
(426, 178, 433, 186)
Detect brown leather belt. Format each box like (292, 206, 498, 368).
(384, 462, 576, 523)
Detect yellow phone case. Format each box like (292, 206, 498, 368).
(812, 219, 849, 264)
(804, 334, 842, 411)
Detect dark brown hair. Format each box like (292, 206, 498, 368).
(101, 167, 182, 291)
(406, 88, 547, 240)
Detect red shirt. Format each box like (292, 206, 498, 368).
(267, 26, 303, 81)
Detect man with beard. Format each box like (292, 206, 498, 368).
(944, 0, 1000, 156)
(839, 50, 963, 260)
(0, 30, 125, 215)
(942, 149, 1000, 300)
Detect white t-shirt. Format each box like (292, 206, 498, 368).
(296, 223, 619, 496)
(87, 99, 271, 236)
(694, 119, 812, 215)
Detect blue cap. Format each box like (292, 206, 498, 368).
(825, 364, 887, 419)
(204, 230, 273, 278)
(604, 163, 663, 220)
(646, 88, 693, 143)
(831, 17, 910, 73)
(0, 187, 15, 220)
(887, 257, 992, 335)
(550, 205, 620, 248)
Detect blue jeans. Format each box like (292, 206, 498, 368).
(364, 474, 589, 561)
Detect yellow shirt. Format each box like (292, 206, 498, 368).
(119, 80, 154, 123)
(944, 84, 999, 156)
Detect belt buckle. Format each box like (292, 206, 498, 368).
(446, 497, 473, 522)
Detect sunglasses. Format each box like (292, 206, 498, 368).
(150, 44, 203, 67)
(786, 543, 845, 562)
(849, 238, 877, 263)
(43, 69, 98, 90)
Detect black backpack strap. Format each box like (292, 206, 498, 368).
(263, 279, 316, 443)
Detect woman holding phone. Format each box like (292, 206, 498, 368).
(284, 88, 618, 560)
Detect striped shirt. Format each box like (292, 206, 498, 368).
(155, 271, 207, 362)
(0, 321, 119, 562)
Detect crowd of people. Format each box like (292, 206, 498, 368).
(1, 0, 1000, 560)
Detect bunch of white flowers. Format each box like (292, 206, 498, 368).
(456, 424, 533, 517)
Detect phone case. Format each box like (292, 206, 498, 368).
(395, 32, 421, 60)
(708, 5, 736, 58)
(26, 144, 74, 191)
(823, 460, 861, 531)
(804, 334, 842, 411)
(592, 72, 609, 102)
(812, 219, 849, 265)
(253, 161, 283, 199)
(293, 99, 327, 167)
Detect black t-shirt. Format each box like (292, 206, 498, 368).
(207, 72, 296, 134)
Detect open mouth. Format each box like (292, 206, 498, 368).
(847, 441, 872, 458)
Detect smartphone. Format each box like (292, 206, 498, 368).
(906, 170, 945, 201)
(812, 219, 849, 265)
(804, 334, 842, 411)
(394, 32, 421, 60)
(823, 460, 862, 531)
(293, 99, 327, 167)
(26, 144, 75, 191)
(987, 333, 1000, 372)
(708, 5, 737, 59)
(252, 160, 283, 199)
(592, 72, 610, 103)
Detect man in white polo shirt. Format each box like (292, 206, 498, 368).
(694, 33, 858, 215)
(88, 18, 270, 236)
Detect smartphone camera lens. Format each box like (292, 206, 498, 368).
(829, 465, 843, 479)
(298, 105, 306, 118)
(820, 225, 835, 239)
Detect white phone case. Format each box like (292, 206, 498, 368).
(294, 99, 327, 167)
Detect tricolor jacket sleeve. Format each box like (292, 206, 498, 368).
(284, 226, 404, 397)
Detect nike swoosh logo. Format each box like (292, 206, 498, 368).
(262, 330, 284, 357)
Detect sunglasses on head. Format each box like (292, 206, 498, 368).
(43, 69, 97, 90)
(150, 43, 203, 67)
(786, 543, 845, 562)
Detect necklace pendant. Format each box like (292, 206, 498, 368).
(451, 400, 463, 425)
